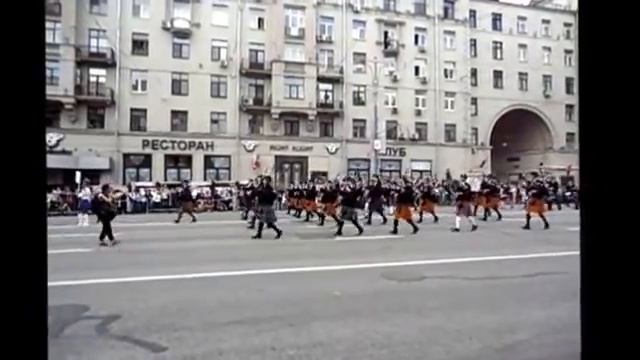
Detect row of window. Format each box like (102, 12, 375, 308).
(469, 9, 574, 40)
(468, 69, 575, 95)
(123, 153, 231, 183)
(469, 39, 574, 66)
(347, 157, 433, 183)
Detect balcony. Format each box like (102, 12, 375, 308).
(285, 27, 305, 40)
(240, 59, 272, 78)
(317, 100, 343, 115)
(316, 34, 334, 43)
(75, 46, 116, 67)
(383, 40, 400, 57)
(75, 84, 115, 105)
(161, 17, 194, 37)
(46, 1, 62, 17)
(240, 95, 271, 113)
(317, 65, 343, 83)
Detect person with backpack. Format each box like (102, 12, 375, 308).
(93, 184, 120, 246)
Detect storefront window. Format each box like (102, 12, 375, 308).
(165, 155, 192, 182)
(380, 159, 402, 180)
(123, 154, 152, 184)
(204, 155, 231, 181)
(347, 158, 370, 182)
(410, 160, 432, 180)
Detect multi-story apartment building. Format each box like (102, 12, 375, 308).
(45, 0, 578, 188)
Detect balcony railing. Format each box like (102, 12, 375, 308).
(162, 17, 193, 37)
(317, 100, 343, 114)
(75, 46, 116, 66)
(240, 95, 271, 112)
(75, 84, 115, 104)
(383, 40, 400, 57)
(46, 1, 62, 16)
(317, 65, 343, 82)
(240, 59, 272, 77)
(285, 27, 305, 39)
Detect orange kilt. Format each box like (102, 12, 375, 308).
(394, 205, 414, 221)
(293, 198, 303, 210)
(485, 195, 501, 209)
(303, 199, 318, 212)
(474, 194, 487, 207)
(420, 200, 436, 213)
(321, 202, 338, 217)
(526, 199, 547, 214)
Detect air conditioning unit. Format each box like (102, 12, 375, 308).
(543, 90, 551, 98)
(418, 46, 426, 53)
(220, 59, 228, 68)
(354, 64, 366, 72)
(243, 97, 253, 106)
(420, 76, 428, 84)
(391, 107, 398, 114)
(415, 108, 422, 116)
(410, 133, 420, 141)
(391, 73, 400, 82)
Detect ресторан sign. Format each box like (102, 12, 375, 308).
(141, 139, 215, 151)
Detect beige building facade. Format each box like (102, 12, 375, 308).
(45, 0, 578, 188)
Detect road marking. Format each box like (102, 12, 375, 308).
(48, 232, 122, 239)
(48, 219, 293, 230)
(48, 248, 94, 254)
(335, 234, 402, 241)
(48, 250, 578, 287)
(567, 227, 580, 231)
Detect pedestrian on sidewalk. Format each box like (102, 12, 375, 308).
(77, 179, 92, 227)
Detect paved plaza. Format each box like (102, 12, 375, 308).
(48, 207, 580, 360)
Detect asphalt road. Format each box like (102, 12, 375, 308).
(48, 207, 580, 360)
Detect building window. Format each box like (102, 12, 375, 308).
(470, 68, 478, 87)
(89, 0, 108, 15)
(249, 115, 264, 135)
(319, 118, 334, 138)
(383, 91, 397, 108)
(564, 49, 574, 67)
(564, 23, 574, 40)
(491, 13, 503, 32)
(517, 16, 527, 34)
(87, 106, 106, 129)
(204, 156, 231, 181)
(284, 77, 305, 99)
(131, 70, 148, 93)
(165, 155, 192, 182)
(347, 159, 370, 182)
(318, 16, 334, 40)
(444, 124, 456, 143)
(248, 78, 265, 104)
(415, 122, 428, 141)
(132, 0, 150, 18)
(541, 19, 551, 37)
(414, 27, 427, 47)
(410, 160, 432, 180)
(123, 154, 151, 183)
(415, 90, 427, 109)
(318, 49, 334, 68)
(444, 30, 456, 50)
(170, 110, 188, 132)
(471, 127, 479, 146)
(318, 83, 334, 107)
(211, 39, 228, 61)
(130, 108, 147, 132)
(45, 20, 62, 44)
(518, 43, 528, 63)
(353, 85, 366, 106)
(470, 97, 478, 116)
(352, 119, 367, 139)
(284, 45, 305, 62)
(210, 75, 228, 98)
(131, 32, 149, 56)
(383, 0, 396, 12)
(492, 41, 503, 60)
(469, 38, 477, 58)
(414, 0, 427, 15)
(518, 72, 529, 91)
(543, 46, 552, 65)
(543, 75, 553, 93)
(565, 132, 576, 149)
(565, 104, 575, 122)
(380, 159, 402, 180)
(284, 118, 300, 136)
(45, 60, 60, 86)
(171, 72, 189, 96)
(443, 0, 455, 20)
(88, 28, 109, 53)
(249, 49, 265, 68)
(353, 52, 367, 73)
(284, 7, 305, 38)
(211, 6, 229, 27)
(210, 112, 227, 134)
(87, 68, 107, 95)
(172, 37, 190, 59)
(443, 61, 456, 80)
(386, 120, 398, 140)
(565, 77, 575, 95)
(469, 10, 477, 28)
(493, 70, 504, 89)
(352, 20, 366, 40)
(444, 92, 455, 111)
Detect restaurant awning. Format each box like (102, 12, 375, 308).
(47, 154, 111, 170)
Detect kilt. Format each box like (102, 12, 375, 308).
(368, 197, 384, 212)
(526, 198, 546, 214)
(420, 199, 436, 213)
(474, 194, 487, 207)
(181, 200, 195, 212)
(485, 195, 501, 209)
(256, 204, 278, 223)
(456, 201, 472, 217)
(321, 202, 338, 217)
(294, 199, 304, 210)
(340, 206, 358, 221)
(394, 205, 414, 221)
(303, 199, 318, 212)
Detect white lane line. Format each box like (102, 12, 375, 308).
(335, 235, 402, 241)
(48, 233, 122, 239)
(48, 250, 578, 287)
(48, 248, 94, 254)
(48, 219, 293, 230)
(567, 227, 580, 231)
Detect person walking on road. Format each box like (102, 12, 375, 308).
(251, 176, 283, 239)
(95, 184, 119, 246)
(523, 178, 550, 230)
(174, 180, 197, 224)
(335, 178, 364, 237)
(390, 180, 419, 235)
(451, 181, 479, 233)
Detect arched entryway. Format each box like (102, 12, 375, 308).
(489, 107, 554, 180)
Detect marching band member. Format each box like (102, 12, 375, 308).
(481, 178, 503, 221)
(452, 181, 479, 232)
(174, 180, 197, 224)
(251, 176, 283, 239)
(303, 181, 321, 222)
(95, 184, 121, 246)
(365, 176, 388, 225)
(317, 181, 341, 227)
(523, 178, 550, 230)
(246, 177, 262, 229)
(335, 178, 364, 237)
(417, 180, 439, 223)
(391, 180, 419, 234)
(286, 184, 295, 215)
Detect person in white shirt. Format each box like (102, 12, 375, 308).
(77, 180, 93, 226)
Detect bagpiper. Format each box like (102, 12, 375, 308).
(365, 176, 388, 225)
(303, 181, 321, 222)
(417, 180, 439, 223)
(251, 176, 283, 239)
(391, 179, 419, 234)
(335, 178, 364, 236)
(452, 180, 479, 232)
(317, 181, 341, 227)
(523, 178, 550, 230)
(480, 177, 503, 221)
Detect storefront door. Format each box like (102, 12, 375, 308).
(275, 156, 308, 189)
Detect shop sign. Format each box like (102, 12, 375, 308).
(269, 145, 314, 152)
(380, 147, 406, 157)
(141, 139, 214, 151)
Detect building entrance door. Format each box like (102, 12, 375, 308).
(275, 156, 308, 189)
